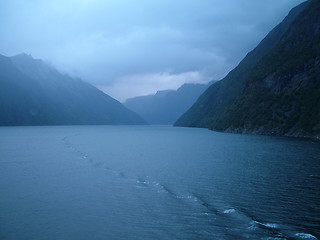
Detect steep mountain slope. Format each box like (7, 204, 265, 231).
(0, 54, 145, 125)
(124, 82, 212, 124)
(0, 55, 46, 125)
(175, 0, 319, 138)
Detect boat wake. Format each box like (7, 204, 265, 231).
(62, 134, 319, 240)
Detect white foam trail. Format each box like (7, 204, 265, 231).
(294, 233, 318, 239)
(262, 223, 278, 229)
(223, 208, 236, 214)
(253, 220, 279, 229)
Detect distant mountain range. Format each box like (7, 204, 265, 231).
(0, 53, 145, 125)
(175, 0, 320, 139)
(125, 82, 213, 124)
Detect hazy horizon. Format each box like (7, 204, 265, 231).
(0, 0, 306, 101)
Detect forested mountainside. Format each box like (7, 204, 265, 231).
(175, 0, 320, 139)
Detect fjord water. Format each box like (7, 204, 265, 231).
(0, 126, 319, 240)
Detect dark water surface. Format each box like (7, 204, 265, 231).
(0, 126, 319, 240)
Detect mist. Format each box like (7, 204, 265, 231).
(0, 0, 305, 101)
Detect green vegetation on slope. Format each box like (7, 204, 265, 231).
(220, 0, 320, 137)
(175, 0, 320, 138)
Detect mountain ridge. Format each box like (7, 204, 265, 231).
(0, 53, 146, 126)
(175, 0, 320, 139)
(125, 82, 213, 124)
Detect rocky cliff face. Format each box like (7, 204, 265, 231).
(175, 0, 320, 139)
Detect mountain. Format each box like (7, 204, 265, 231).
(175, 0, 320, 139)
(0, 53, 145, 125)
(124, 82, 212, 124)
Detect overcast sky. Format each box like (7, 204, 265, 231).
(0, 0, 306, 102)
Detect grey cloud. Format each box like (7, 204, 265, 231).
(0, 0, 306, 101)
